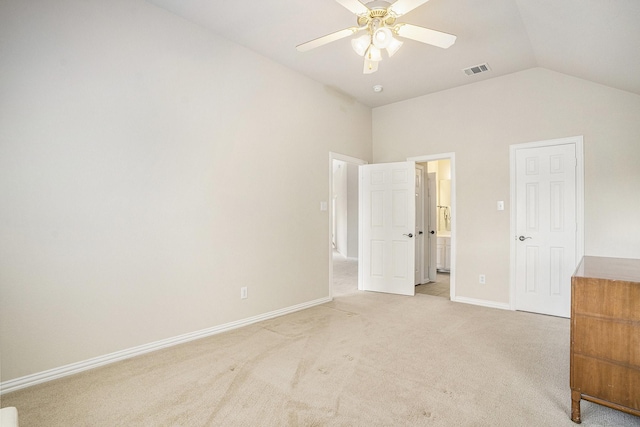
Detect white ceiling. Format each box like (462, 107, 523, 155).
(146, 0, 640, 108)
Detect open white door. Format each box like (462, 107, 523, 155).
(359, 161, 416, 296)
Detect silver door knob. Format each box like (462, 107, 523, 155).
(518, 236, 532, 241)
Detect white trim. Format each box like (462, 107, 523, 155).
(330, 152, 367, 166)
(508, 136, 585, 311)
(452, 296, 511, 311)
(407, 153, 456, 301)
(0, 296, 331, 395)
(329, 152, 367, 298)
(358, 166, 363, 292)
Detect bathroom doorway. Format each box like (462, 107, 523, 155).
(410, 154, 455, 300)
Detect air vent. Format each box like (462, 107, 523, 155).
(462, 63, 491, 76)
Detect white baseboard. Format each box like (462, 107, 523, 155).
(452, 296, 512, 311)
(0, 296, 332, 395)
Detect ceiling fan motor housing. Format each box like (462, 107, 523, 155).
(357, 3, 397, 28)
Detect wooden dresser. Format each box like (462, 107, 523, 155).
(570, 256, 640, 423)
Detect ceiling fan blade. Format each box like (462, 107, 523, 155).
(335, 0, 369, 16)
(395, 23, 456, 48)
(390, 0, 430, 16)
(296, 27, 363, 52)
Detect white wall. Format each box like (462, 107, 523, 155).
(373, 67, 640, 305)
(332, 160, 348, 256)
(0, 0, 371, 382)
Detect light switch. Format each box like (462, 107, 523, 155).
(320, 201, 327, 211)
(497, 201, 504, 211)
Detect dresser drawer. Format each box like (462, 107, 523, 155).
(572, 315, 640, 367)
(572, 278, 640, 321)
(572, 354, 640, 410)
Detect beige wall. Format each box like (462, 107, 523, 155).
(373, 67, 640, 305)
(0, 0, 372, 381)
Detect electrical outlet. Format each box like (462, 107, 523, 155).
(240, 287, 248, 299)
(479, 274, 486, 285)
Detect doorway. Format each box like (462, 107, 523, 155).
(330, 152, 456, 301)
(414, 159, 452, 299)
(409, 153, 456, 300)
(329, 152, 366, 298)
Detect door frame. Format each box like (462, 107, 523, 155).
(329, 152, 367, 299)
(508, 136, 585, 311)
(407, 153, 456, 301)
(426, 172, 438, 283)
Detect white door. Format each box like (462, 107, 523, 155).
(515, 143, 577, 317)
(359, 161, 416, 296)
(427, 172, 438, 281)
(414, 165, 424, 285)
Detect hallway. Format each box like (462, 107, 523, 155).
(332, 251, 358, 296)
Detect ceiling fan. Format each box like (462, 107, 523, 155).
(296, 0, 456, 74)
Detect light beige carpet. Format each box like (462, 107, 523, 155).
(2, 292, 638, 426)
(332, 251, 358, 297)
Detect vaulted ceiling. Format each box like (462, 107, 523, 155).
(146, 0, 640, 108)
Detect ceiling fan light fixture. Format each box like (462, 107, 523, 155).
(363, 58, 379, 74)
(385, 36, 403, 57)
(351, 34, 370, 56)
(372, 27, 393, 49)
(366, 45, 383, 62)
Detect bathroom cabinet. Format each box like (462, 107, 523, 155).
(570, 256, 640, 423)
